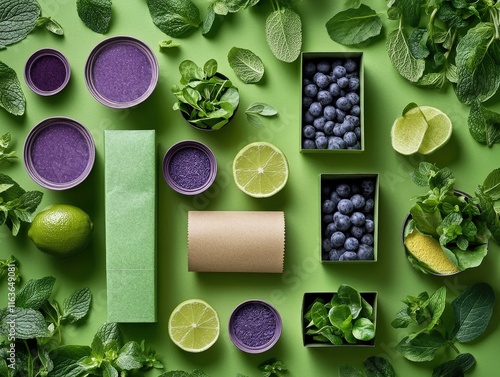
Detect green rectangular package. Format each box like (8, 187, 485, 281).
(104, 130, 156, 323)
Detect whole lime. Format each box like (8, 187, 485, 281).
(28, 204, 94, 258)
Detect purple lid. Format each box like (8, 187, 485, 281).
(163, 140, 217, 195)
(84, 36, 159, 108)
(23, 117, 95, 190)
(24, 48, 71, 96)
(228, 300, 282, 354)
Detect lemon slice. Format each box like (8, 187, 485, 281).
(391, 105, 452, 155)
(232, 141, 289, 198)
(168, 299, 220, 353)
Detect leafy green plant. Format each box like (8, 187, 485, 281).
(76, 0, 112, 34)
(0, 256, 19, 284)
(171, 59, 240, 130)
(303, 285, 376, 346)
(0, 133, 17, 163)
(0, 173, 43, 236)
(146, 0, 201, 38)
(228, 47, 265, 84)
(0, 62, 26, 116)
(325, 2, 500, 147)
(339, 356, 395, 377)
(245, 103, 278, 126)
(391, 283, 494, 376)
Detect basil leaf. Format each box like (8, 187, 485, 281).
(432, 353, 475, 377)
(364, 356, 396, 377)
(468, 100, 500, 147)
(0, 307, 51, 339)
(76, 0, 112, 34)
(0, 61, 26, 116)
(265, 7, 302, 63)
(395, 331, 447, 362)
(16, 276, 55, 310)
(451, 282, 495, 343)
(426, 286, 446, 331)
(352, 317, 375, 341)
(482, 168, 500, 200)
(0, 0, 40, 47)
(49, 345, 92, 377)
(386, 28, 425, 82)
(146, 0, 201, 38)
(228, 47, 264, 84)
(325, 4, 382, 46)
(332, 284, 362, 318)
(61, 287, 92, 324)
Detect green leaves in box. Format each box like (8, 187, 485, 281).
(146, 0, 201, 38)
(0, 61, 26, 116)
(228, 47, 264, 84)
(76, 0, 112, 34)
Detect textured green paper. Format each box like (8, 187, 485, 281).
(104, 130, 156, 323)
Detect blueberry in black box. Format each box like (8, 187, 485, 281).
(300, 52, 364, 152)
(320, 174, 378, 263)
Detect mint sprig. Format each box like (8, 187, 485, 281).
(0, 132, 17, 163)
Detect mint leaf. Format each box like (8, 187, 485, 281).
(451, 282, 495, 343)
(0, 0, 40, 47)
(325, 4, 382, 45)
(0, 132, 17, 163)
(37, 16, 64, 35)
(146, 0, 201, 38)
(92, 322, 122, 351)
(265, 7, 302, 63)
(61, 287, 92, 324)
(339, 365, 364, 377)
(386, 27, 425, 83)
(0, 61, 26, 116)
(0, 307, 51, 339)
(364, 356, 396, 377)
(115, 341, 145, 371)
(432, 353, 475, 377)
(76, 0, 112, 34)
(49, 345, 92, 377)
(482, 168, 500, 200)
(468, 100, 500, 147)
(16, 276, 55, 310)
(228, 47, 264, 84)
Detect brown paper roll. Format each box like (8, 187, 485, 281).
(188, 211, 285, 273)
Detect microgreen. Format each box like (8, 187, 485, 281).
(0, 133, 17, 163)
(171, 59, 240, 130)
(391, 283, 494, 375)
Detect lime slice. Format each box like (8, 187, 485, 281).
(417, 106, 452, 154)
(232, 141, 289, 198)
(390, 107, 429, 155)
(168, 299, 220, 353)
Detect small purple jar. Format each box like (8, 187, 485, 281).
(163, 140, 217, 195)
(229, 300, 282, 353)
(85, 36, 159, 108)
(24, 48, 71, 96)
(23, 117, 95, 190)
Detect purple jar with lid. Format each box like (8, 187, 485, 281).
(24, 48, 71, 96)
(23, 117, 95, 190)
(163, 140, 217, 196)
(229, 300, 282, 353)
(85, 35, 159, 108)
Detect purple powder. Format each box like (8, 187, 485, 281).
(31, 123, 90, 183)
(168, 148, 211, 190)
(30, 55, 66, 92)
(232, 303, 277, 347)
(92, 42, 152, 103)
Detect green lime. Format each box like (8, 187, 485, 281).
(416, 106, 452, 154)
(28, 204, 93, 258)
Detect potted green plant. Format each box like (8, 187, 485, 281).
(171, 59, 240, 131)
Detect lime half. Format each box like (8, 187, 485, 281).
(417, 106, 452, 154)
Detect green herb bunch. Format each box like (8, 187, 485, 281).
(326, 1, 500, 147)
(172, 59, 240, 130)
(391, 283, 495, 376)
(303, 285, 376, 346)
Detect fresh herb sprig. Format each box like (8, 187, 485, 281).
(391, 283, 494, 376)
(0, 133, 17, 163)
(245, 103, 278, 126)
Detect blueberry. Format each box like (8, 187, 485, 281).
(365, 219, 374, 233)
(354, 126, 361, 139)
(350, 225, 365, 239)
(315, 135, 328, 149)
(323, 105, 336, 121)
(302, 96, 313, 108)
(322, 238, 332, 253)
(323, 214, 333, 223)
(336, 109, 346, 122)
(350, 211, 366, 226)
(313, 72, 330, 88)
(345, 115, 359, 128)
(328, 83, 341, 97)
(322, 199, 336, 214)
(344, 237, 359, 251)
(317, 90, 333, 106)
(333, 123, 345, 137)
(324, 222, 337, 238)
(334, 214, 351, 231)
(303, 125, 316, 138)
(302, 139, 316, 149)
(328, 136, 346, 150)
(332, 65, 347, 78)
(344, 58, 357, 73)
(304, 62, 316, 77)
(337, 199, 354, 215)
(361, 179, 375, 197)
(304, 84, 318, 98)
(303, 111, 315, 124)
(330, 231, 346, 248)
(336, 97, 352, 111)
(351, 105, 361, 117)
(361, 233, 374, 246)
(339, 251, 357, 261)
(333, 210, 342, 221)
(348, 142, 361, 150)
(348, 77, 360, 91)
(317, 61, 331, 74)
(330, 191, 341, 206)
(340, 120, 355, 133)
(343, 131, 358, 147)
(313, 116, 326, 131)
(363, 198, 375, 213)
(346, 92, 359, 105)
(308, 102, 323, 117)
(357, 244, 374, 260)
(337, 77, 349, 89)
(350, 194, 366, 209)
(336, 183, 351, 198)
(329, 249, 342, 261)
(324, 121, 335, 135)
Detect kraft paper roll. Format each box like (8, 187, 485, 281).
(188, 211, 285, 273)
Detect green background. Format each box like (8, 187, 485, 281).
(1, 0, 500, 376)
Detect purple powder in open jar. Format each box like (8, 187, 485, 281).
(168, 147, 211, 190)
(30, 55, 67, 92)
(232, 303, 277, 348)
(92, 42, 152, 103)
(30, 123, 90, 184)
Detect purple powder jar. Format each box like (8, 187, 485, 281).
(229, 300, 282, 353)
(24, 49, 71, 96)
(23, 117, 95, 190)
(85, 36, 159, 108)
(163, 140, 217, 195)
